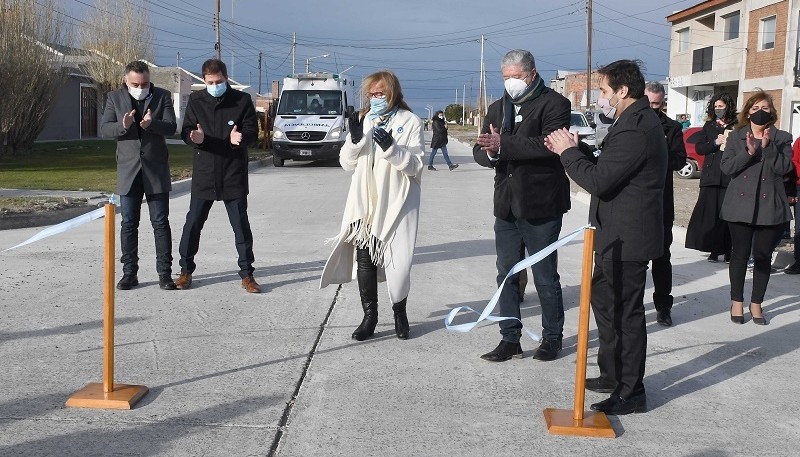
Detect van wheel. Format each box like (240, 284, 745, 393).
(675, 159, 698, 179)
(273, 155, 285, 167)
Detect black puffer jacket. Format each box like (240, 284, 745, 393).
(430, 116, 448, 149)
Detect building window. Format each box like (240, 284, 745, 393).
(692, 46, 713, 73)
(760, 16, 776, 50)
(677, 28, 690, 52)
(723, 12, 739, 40)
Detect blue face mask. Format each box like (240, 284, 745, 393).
(206, 83, 227, 98)
(369, 96, 388, 115)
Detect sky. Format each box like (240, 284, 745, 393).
(58, 0, 703, 115)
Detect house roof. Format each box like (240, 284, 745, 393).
(666, 0, 738, 24)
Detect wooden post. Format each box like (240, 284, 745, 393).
(66, 203, 148, 410)
(543, 227, 615, 437)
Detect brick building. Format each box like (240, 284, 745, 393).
(667, 0, 800, 136)
(550, 70, 602, 110)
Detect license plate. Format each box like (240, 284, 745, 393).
(299, 150, 312, 156)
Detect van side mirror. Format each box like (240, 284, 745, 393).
(345, 105, 355, 119)
(589, 122, 596, 129)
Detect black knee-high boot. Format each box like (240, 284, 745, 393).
(392, 298, 409, 340)
(353, 248, 378, 341)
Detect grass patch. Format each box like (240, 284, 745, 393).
(0, 196, 88, 213)
(0, 140, 268, 192)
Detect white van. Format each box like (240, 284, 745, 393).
(271, 72, 351, 167)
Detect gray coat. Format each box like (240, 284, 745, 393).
(100, 84, 177, 195)
(720, 125, 793, 226)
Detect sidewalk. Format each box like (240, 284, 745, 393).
(1, 134, 799, 455)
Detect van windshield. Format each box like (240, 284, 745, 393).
(278, 90, 342, 115)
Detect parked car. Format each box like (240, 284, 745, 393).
(677, 126, 705, 179)
(592, 111, 614, 147)
(569, 111, 596, 150)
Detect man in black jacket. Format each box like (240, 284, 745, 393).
(472, 49, 571, 362)
(175, 59, 261, 293)
(546, 60, 667, 415)
(100, 61, 177, 291)
(645, 81, 687, 327)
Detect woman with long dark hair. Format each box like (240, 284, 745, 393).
(720, 90, 793, 325)
(428, 110, 457, 170)
(685, 92, 737, 262)
(320, 71, 425, 341)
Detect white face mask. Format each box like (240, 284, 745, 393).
(438, 114, 444, 119)
(504, 77, 528, 99)
(128, 86, 149, 101)
(597, 93, 620, 119)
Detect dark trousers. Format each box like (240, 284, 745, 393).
(178, 196, 255, 278)
(728, 222, 782, 303)
(119, 172, 172, 276)
(651, 222, 673, 312)
(494, 216, 564, 343)
(592, 257, 648, 399)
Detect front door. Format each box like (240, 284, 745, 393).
(80, 86, 97, 138)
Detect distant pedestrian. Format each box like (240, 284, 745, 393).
(175, 59, 261, 293)
(784, 137, 800, 274)
(100, 60, 177, 291)
(320, 70, 424, 341)
(685, 93, 736, 262)
(424, 118, 429, 131)
(428, 110, 458, 171)
(473, 49, 570, 363)
(644, 81, 687, 327)
(721, 90, 794, 325)
(679, 114, 691, 131)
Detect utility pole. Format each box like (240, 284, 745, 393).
(477, 34, 486, 127)
(214, 0, 221, 60)
(586, 0, 593, 111)
(455, 88, 458, 106)
(258, 52, 263, 94)
(231, 0, 236, 80)
(292, 32, 296, 74)
(462, 83, 466, 125)
(176, 52, 180, 68)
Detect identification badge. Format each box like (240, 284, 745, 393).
(227, 120, 234, 126)
(514, 115, 523, 123)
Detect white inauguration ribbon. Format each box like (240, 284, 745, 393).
(445, 224, 591, 341)
(3, 195, 119, 252)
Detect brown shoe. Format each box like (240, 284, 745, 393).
(175, 272, 192, 290)
(242, 275, 261, 293)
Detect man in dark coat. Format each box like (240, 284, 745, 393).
(472, 49, 571, 363)
(428, 110, 457, 171)
(100, 60, 177, 291)
(645, 81, 687, 327)
(175, 59, 261, 293)
(547, 60, 668, 415)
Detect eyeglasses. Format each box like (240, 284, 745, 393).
(367, 91, 386, 99)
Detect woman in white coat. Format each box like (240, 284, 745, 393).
(320, 71, 424, 341)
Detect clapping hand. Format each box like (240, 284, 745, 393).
(544, 128, 579, 156)
(761, 127, 770, 148)
(372, 128, 393, 151)
(745, 132, 757, 155)
(476, 124, 501, 155)
(140, 109, 152, 129)
(230, 125, 242, 146)
(189, 123, 204, 144)
(122, 109, 136, 129)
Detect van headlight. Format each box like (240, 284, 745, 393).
(327, 127, 341, 139)
(273, 128, 284, 139)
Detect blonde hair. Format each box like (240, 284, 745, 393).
(360, 70, 412, 116)
(736, 90, 777, 129)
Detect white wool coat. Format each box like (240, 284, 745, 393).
(319, 109, 425, 303)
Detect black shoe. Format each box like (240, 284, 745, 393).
(159, 275, 176, 290)
(749, 304, 768, 326)
(590, 393, 647, 415)
(730, 304, 744, 325)
(427, 165, 437, 171)
(392, 298, 410, 340)
(707, 254, 719, 263)
(585, 377, 616, 393)
(448, 163, 459, 171)
(785, 263, 800, 274)
(724, 254, 731, 263)
(656, 309, 672, 327)
(116, 274, 138, 290)
(532, 337, 562, 361)
(480, 340, 522, 362)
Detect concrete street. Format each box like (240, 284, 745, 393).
(1, 135, 799, 456)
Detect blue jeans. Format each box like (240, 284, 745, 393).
(120, 173, 172, 276)
(428, 145, 452, 166)
(494, 216, 564, 343)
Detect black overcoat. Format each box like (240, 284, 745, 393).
(181, 84, 258, 201)
(657, 111, 688, 223)
(430, 116, 448, 149)
(694, 119, 734, 187)
(472, 88, 571, 220)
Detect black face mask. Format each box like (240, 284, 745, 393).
(750, 109, 772, 126)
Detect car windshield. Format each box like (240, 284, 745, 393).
(570, 113, 589, 127)
(278, 90, 342, 115)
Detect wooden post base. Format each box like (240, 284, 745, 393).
(66, 383, 149, 410)
(543, 408, 616, 438)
